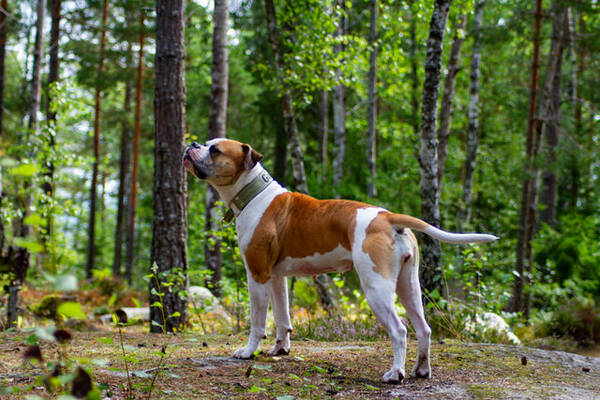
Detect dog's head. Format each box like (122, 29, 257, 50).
(183, 138, 263, 186)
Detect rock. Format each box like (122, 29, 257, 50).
(99, 307, 149, 324)
(466, 312, 521, 345)
(187, 286, 231, 322)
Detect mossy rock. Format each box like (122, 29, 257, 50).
(29, 294, 62, 320)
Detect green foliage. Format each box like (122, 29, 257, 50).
(534, 298, 600, 347)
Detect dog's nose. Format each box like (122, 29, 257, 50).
(191, 142, 200, 148)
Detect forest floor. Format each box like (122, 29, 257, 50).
(1, 329, 599, 399)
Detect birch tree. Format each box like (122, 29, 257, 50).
(458, 0, 485, 230)
(366, 0, 378, 198)
(418, 0, 451, 295)
(437, 13, 466, 189)
(205, 0, 229, 297)
(264, 0, 308, 194)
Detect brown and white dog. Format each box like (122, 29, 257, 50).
(183, 139, 497, 383)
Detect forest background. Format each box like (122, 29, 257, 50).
(0, 0, 599, 355)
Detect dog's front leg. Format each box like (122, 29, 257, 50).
(233, 273, 270, 359)
(268, 275, 292, 356)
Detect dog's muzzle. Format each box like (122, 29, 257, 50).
(183, 143, 208, 179)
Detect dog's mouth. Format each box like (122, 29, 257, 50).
(183, 149, 208, 180)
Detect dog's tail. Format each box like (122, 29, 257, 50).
(385, 213, 498, 244)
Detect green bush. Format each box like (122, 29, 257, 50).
(534, 298, 600, 347)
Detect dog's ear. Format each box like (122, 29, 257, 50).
(242, 144, 263, 170)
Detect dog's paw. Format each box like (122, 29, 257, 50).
(382, 368, 405, 384)
(267, 340, 290, 356)
(233, 346, 256, 359)
(411, 364, 431, 379)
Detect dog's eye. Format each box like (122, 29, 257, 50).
(209, 145, 221, 156)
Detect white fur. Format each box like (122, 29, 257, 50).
(424, 226, 498, 244)
(273, 244, 353, 277)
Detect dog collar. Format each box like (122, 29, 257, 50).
(224, 171, 273, 223)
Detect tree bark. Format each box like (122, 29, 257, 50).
(437, 14, 466, 190)
(41, 0, 61, 258)
(264, 0, 308, 194)
(27, 0, 46, 134)
(408, 0, 420, 139)
(366, 0, 378, 198)
(332, 0, 346, 195)
(539, 9, 567, 227)
(113, 80, 133, 277)
(0, 0, 8, 137)
(509, 0, 543, 317)
(86, 0, 109, 278)
(6, 0, 46, 329)
(150, 0, 189, 333)
(458, 1, 484, 230)
(124, 11, 145, 284)
(205, 0, 229, 298)
(418, 0, 451, 296)
(318, 89, 328, 180)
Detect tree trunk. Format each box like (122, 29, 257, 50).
(408, 0, 420, 139)
(6, 0, 46, 329)
(150, 0, 189, 333)
(509, 0, 542, 316)
(27, 0, 46, 134)
(539, 9, 567, 227)
(41, 0, 61, 259)
(318, 89, 328, 180)
(0, 0, 8, 137)
(264, 0, 308, 194)
(205, 0, 229, 298)
(437, 14, 466, 189)
(332, 0, 346, 195)
(86, 0, 109, 278)
(366, 0, 378, 198)
(124, 11, 145, 285)
(273, 126, 288, 185)
(418, 0, 451, 296)
(113, 81, 133, 277)
(458, 1, 484, 230)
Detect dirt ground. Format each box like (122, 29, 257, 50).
(1, 329, 599, 399)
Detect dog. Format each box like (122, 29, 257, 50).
(183, 138, 497, 383)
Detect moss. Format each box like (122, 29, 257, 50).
(29, 294, 62, 320)
(468, 383, 506, 399)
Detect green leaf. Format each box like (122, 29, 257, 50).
(170, 311, 181, 318)
(9, 164, 38, 177)
(252, 364, 272, 371)
(151, 301, 163, 309)
(277, 396, 295, 400)
(57, 301, 86, 320)
(364, 383, 379, 390)
(248, 385, 265, 393)
(97, 337, 113, 345)
(13, 237, 44, 254)
(289, 373, 302, 381)
(24, 213, 45, 227)
(151, 320, 163, 327)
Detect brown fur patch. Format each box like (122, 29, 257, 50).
(362, 213, 396, 279)
(244, 193, 365, 283)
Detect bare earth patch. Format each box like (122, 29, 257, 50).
(1, 330, 598, 399)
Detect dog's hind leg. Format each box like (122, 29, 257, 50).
(395, 231, 431, 378)
(360, 275, 407, 383)
(268, 275, 292, 356)
(233, 272, 271, 359)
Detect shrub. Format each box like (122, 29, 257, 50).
(534, 298, 600, 347)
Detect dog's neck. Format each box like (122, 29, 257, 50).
(211, 163, 282, 215)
